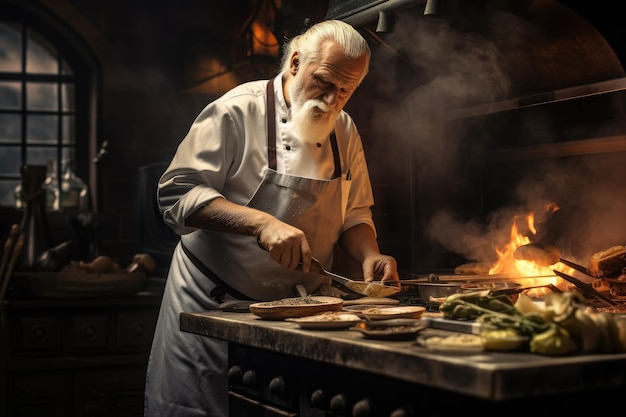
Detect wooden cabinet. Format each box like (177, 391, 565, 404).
(0, 291, 162, 417)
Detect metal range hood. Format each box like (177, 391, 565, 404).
(326, 0, 427, 27)
(326, 0, 625, 105)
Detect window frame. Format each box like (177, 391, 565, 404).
(0, 0, 99, 211)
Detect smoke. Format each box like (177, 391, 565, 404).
(363, 5, 626, 268)
(427, 155, 626, 265)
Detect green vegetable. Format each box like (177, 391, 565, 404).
(439, 290, 518, 320)
(440, 289, 626, 356)
(529, 324, 577, 356)
(557, 308, 600, 352)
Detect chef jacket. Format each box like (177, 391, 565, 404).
(157, 73, 376, 299)
(159, 73, 374, 234)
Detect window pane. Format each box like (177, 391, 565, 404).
(61, 58, 73, 75)
(0, 179, 21, 207)
(26, 114, 57, 144)
(0, 113, 21, 143)
(0, 22, 22, 73)
(0, 146, 22, 174)
(62, 148, 74, 164)
(27, 81, 57, 111)
(0, 81, 21, 110)
(26, 146, 57, 166)
(26, 28, 58, 74)
(62, 115, 75, 144)
(61, 82, 75, 111)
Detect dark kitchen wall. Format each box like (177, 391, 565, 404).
(14, 0, 329, 270)
(10, 0, 626, 276)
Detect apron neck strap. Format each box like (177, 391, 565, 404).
(266, 79, 278, 171)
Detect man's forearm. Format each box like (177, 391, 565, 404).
(337, 223, 380, 264)
(184, 197, 271, 236)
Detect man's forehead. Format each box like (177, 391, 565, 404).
(316, 46, 367, 85)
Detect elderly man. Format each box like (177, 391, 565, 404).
(144, 19, 399, 417)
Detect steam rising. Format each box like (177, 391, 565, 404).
(365, 5, 626, 268)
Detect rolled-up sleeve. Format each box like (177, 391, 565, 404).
(158, 87, 267, 235)
(158, 104, 232, 235)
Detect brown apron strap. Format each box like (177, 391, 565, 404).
(266, 79, 278, 170)
(329, 133, 341, 179)
(180, 242, 254, 302)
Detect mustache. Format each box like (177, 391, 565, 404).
(302, 99, 336, 116)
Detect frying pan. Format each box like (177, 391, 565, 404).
(514, 242, 591, 275)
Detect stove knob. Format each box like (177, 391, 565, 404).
(242, 369, 257, 387)
(310, 389, 328, 409)
(390, 406, 414, 417)
(329, 393, 348, 414)
(268, 376, 285, 397)
(352, 397, 374, 417)
(227, 365, 243, 384)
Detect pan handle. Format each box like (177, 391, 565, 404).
(553, 270, 616, 306)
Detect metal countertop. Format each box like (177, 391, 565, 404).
(180, 310, 626, 401)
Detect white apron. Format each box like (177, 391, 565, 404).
(144, 79, 351, 417)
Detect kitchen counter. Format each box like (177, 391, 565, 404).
(180, 310, 626, 415)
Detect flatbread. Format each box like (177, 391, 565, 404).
(343, 297, 400, 306)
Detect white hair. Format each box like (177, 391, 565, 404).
(280, 20, 370, 83)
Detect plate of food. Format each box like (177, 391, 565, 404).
(351, 319, 427, 340)
(249, 296, 343, 320)
(286, 312, 362, 330)
(417, 334, 485, 353)
(361, 306, 426, 321)
(342, 304, 395, 318)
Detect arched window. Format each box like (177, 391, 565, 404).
(0, 1, 97, 211)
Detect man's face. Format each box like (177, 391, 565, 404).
(289, 41, 368, 143)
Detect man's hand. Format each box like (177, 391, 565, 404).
(337, 223, 400, 284)
(362, 254, 399, 284)
(185, 197, 312, 270)
(256, 219, 312, 271)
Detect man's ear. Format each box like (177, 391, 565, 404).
(290, 52, 299, 75)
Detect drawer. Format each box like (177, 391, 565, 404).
(69, 315, 109, 352)
(116, 311, 157, 351)
(16, 317, 60, 354)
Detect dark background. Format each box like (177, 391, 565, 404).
(2, 0, 626, 276)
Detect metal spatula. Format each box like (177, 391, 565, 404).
(305, 258, 401, 298)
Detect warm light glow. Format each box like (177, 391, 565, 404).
(487, 205, 573, 294)
(251, 21, 279, 58)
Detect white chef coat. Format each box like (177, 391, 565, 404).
(145, 74, 377, 417)
(158, 73, 375, 238)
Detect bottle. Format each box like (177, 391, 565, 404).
(13, 182, 23, 209)
(16, 164, 53, 271)
(60, 160, 88, 210)
(43, 159, 60, 210)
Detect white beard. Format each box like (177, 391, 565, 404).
(289, 78, 338, 144)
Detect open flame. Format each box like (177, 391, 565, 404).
(487, 204, 572, 294)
